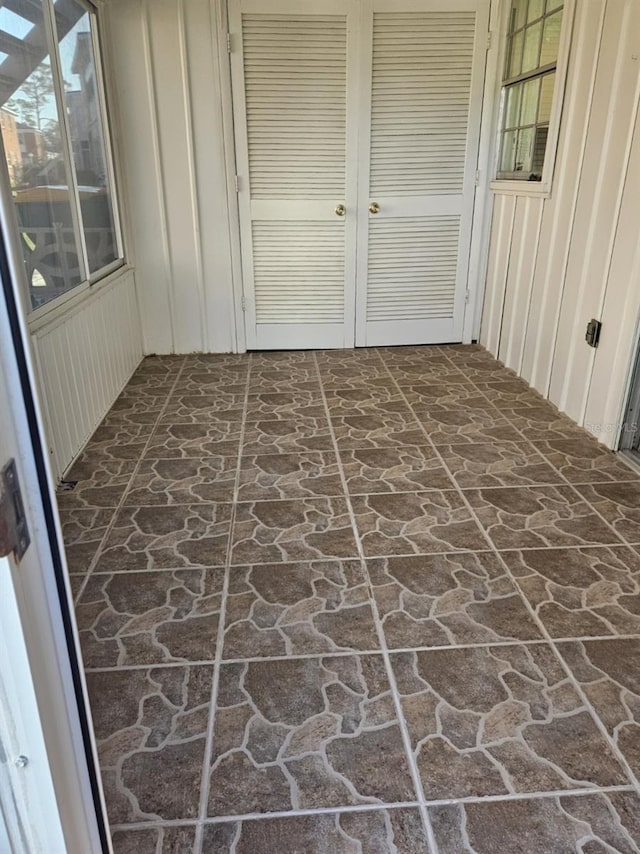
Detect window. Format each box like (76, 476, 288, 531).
(0, 0, 122, 312)
(496, 0, 564, 182)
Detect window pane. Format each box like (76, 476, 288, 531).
(538, 72, 556, 123)
(0, 0, 84, 310)
(509, 0, 527, 32)
(54, 1, 118, 275)
(500, 130, 517, 173)
(505, 84, 522, 129)
(540, 9, 563, 66)
(521, 77, 540, 125)
(527, 0, 544, 22)
(508, 29, 524, 78)
(515, 127, 534, 172)
(522, 20, 542, 73)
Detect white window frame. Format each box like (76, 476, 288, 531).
(490, 0, 575, 198)
(1, 0, 125, 323)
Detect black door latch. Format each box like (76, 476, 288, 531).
(585, 319, 602, 348)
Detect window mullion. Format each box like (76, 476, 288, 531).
(42, 0, 89, 285)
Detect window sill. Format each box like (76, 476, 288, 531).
(490, 179, 551, 198)
(28, 262, 132, 334)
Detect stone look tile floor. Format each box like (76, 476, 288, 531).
(59, 345, 640, 853)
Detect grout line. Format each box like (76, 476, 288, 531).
(72, 357, 189, 606)
(436, 348, 640, 798)
(194, 353, 253, 854)
(80, 629, 640, 673)
(312, 352, 441, 854)
(108, 782, 638, 833)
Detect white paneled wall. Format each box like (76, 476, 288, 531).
(31, 271, 143, 480)
(480, 0, 640, 449)
(102, 0, 240, 355)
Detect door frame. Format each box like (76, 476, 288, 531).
(0, 161, 110, 851)
(221, 0, 501, 349)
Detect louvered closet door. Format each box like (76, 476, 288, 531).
(229, 0, 359, 350)
(355, 0, 489, 346)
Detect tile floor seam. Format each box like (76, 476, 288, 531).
(72, 356, 189, 607)
(79, 629, 640, 672)
(313, 351, 440, 854)
(194, 354, 254, 854)
(108, 782, 639, 833)
(433, 348, 640, 799)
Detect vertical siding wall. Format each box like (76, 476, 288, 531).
(102, 0, 240, 355)
(31, 270, 143, 480)
(480, 0, 640, 448)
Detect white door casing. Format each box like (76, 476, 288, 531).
(229, 0, 490, 349)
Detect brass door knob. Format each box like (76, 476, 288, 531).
(335, 204, 346, 216)
(369, 202, 380, 214)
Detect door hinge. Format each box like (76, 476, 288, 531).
(464, 289, 471, 304)
(226, 32, 232, 53)
(486, 30, 493, 50)
(585, 318, 602, 348)
(241, 295, 247, 312)
(0, 459, 30, 563)
(234, 174, 240, 193)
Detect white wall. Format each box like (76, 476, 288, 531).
(31, 269, 143, 480)
(480, 0, 640, 449)
(102, 0, 241, 355)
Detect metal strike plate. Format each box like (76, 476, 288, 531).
(0, 459, 30, 562)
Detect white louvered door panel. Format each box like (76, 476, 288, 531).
(230, 0, 359, 350)
(355, 0, 490, 346)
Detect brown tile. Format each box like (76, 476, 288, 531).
(208, 655, 415, 815)
(95, 504, 232, 572)
(325, 386, 411, 416)
(499, 403, 587, 442)
(108, 391, 169, 415)
(112, 825, 197, 854)
(319, 363, 393, 389)
(438, 344, 496, 361)
(56, 459, 136, 509)
(146, 422, 240, 458)
(237, 452, 343, 500)
(472, 378, 545, 406)
(402, 384, 490, 409)
(101, 409, 163, 429)
(78, 423, 152, 462)
(250, 350, 316, 367)
(456, 361, 515, 382)
(559, 638, 640, 779)
(331, 412, 429, 449)
(166, 394, 246, 418)
(352, 491, 488, 556)
(532, 437, 640, 484)
(124, 373, 177, 391)
(125, 457, 237, 504)
(134, 355, 184, 375)
(391, 368, 470, 391)
(382, 345, 450, 365)
(411, 407, 522, 445)
(203, 808, 431, 853)
(175, 372, 247, 396)
(502, 547, 640, 638)
(576, 482, 640, 544)
(87, 665, 212, 824)
(393, 644, 627, 799)
(430, 792, 640, 853)
(368, 553, 542, 648)
(76, 568, 224, 667)
(242, 417, 334, 454)
(466, 486, 623, 549)
(160, 404, 244, 426)
(183, 353, 250, 370)
(231, 497, 358, 565)
(248, 366, 320, 393)
(223, 561, 379, 659)
(245, 391, 326, 420)
(440, 441, 563, 489)
(341, 446, 454, 494)
(59, 508, 114, 573)
(315, 348, 384, 366)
